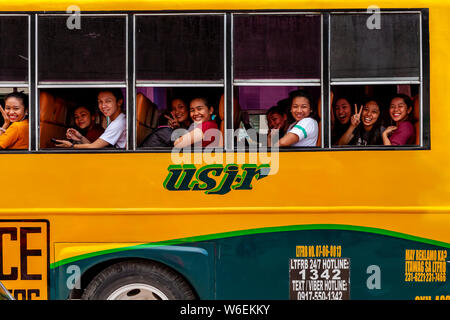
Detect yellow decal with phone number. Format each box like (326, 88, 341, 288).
(0, 221, 48, 300)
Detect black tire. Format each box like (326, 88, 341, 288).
(81, 260, 196, 300)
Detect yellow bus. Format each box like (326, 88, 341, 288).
(0, 0, 448, 301)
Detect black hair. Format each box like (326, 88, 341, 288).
(190, 96, 211, 108)
(4, 91, 29, 110)
(170, 97, 188, 110)
(332, 96, 354, 116)
(98, 88, 124, 102)
(331, 96, 353, 145)
(73, 105, 95, 116)
(266, 105, 287, 118)
(288, 89, 320, 123)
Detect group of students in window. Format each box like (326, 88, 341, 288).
(0, 88, 417, 150)
(265, 90, 416, 148)
(330, 93, 416, 146)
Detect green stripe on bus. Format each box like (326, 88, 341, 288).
(294, 125, 307, 138)
(50, 224, 450, 269)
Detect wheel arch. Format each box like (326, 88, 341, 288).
(69, 257, 200, 300)
(54, 243, 215, 300)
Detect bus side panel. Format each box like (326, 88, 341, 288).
(215, 228, 449, 300)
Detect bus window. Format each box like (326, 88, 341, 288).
(39, 88, 126, 150)
(330, 84, 420, 147)
(0, 16, 28, 82)
(0, 88, 30, 151)
(0, 15, 30, 152)
(38, 15, 126, 82)
(135, 14, 225, 150)
(330, 12, 422, 148)
(135, 15, 224, 81)
(233, 14, 321, 80)
(232, 14, 322, 149)
(233, 86, 321, 148)
(330, 13, 420, 80)
(137, 87, 223, 149)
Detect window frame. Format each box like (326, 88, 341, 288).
(328, 11, 425, 150)
(133, 13, 227, 151)
(35, 13, 128, 151)
(0, 14, 31, 152)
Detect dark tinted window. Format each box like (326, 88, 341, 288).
(233, 15, 321, 80)
(0, 16, 28, 82)
(136, 15, 224, 81)
(38, 15, 126, 82)
(330, 13, 420, 79)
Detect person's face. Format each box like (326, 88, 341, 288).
(74, 107, 93, 129)
(334, 98, 351, 125)
(390, 97, 412, 123)
(171, 99, 189, 123)
(361, 101, 380, 128)
(5, 97, 26, 123)
(291, 97, 312, 122)
(267, 112, 287, 130)
(98, 91, 122, 118)
(190, 98, 213, 124)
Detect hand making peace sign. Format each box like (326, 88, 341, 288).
(350, 104, 363, 127)
(165, 111, 181, 129)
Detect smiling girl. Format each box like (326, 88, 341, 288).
(331, 97, 353, 145)
(66, 105, 104, 143)
(55, 89, 126, 149)
(0, 92, 29, 149)
(276, 90, 319, 147)
(382, 94, 415, 145)
(140, 98, 192, 148)
(338, 98, 384, 146)
(173, 97, 218, 148)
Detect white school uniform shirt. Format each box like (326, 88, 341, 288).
(99, 113, 127, 148)
(287, 117, 318, 147)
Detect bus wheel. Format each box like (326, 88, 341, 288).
(81, 260, 196, 300)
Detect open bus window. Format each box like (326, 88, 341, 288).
(0, 16, 28, 82)
(0, 88, 30, 151)
(135, 15, 224, 81)
(136, 87, 223, 149)
(330, 13, 420, 80)
(38, 15, 126, 82)
(330, 84, 420, 147)
(39, 88, 127, 150)
(233, 86, 321, 148)
(233, 14, 321, 80)
(329, 12, 423, 149)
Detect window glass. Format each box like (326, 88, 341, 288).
(0, 16, 28, 82)
(330, 13, 420, 79)
(233, 14, 321, 80)
(38, 16, 126, 82)
(136, 15, 224, 81)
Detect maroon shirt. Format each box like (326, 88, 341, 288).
(85, 124, 105, 143)
(390, 121, 415, 145)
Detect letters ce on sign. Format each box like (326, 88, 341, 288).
(0, 220, 49, 300)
